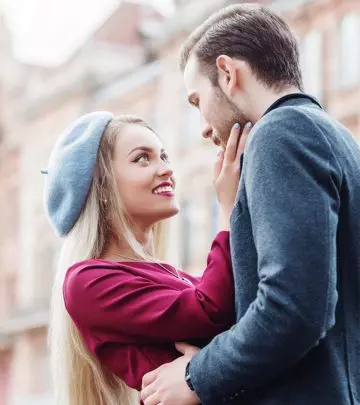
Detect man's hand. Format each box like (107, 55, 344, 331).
(141, 343, 201, 405)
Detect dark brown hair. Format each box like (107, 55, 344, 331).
(180, 4, 303, 91)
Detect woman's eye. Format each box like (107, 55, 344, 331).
(161, 153, 170, 163)
(135, 154, 150, 163)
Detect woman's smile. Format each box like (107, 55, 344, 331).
(152, 181, 175, 197)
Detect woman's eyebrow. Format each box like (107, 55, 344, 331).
(127, 146, 165, 156)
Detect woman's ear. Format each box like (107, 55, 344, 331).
(216, 55, 238, 97)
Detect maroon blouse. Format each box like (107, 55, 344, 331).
(63, 231, 235, 391)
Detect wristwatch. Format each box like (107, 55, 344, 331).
(185, 362, 195, 391)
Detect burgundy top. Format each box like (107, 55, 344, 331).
(63, 231, 235, 391)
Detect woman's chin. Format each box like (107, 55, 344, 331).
(130, 205, 180, 226)
(161, 206, 180, 219)
(153, 206, 180, 222)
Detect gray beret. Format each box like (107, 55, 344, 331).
(43, 111, 114, 236)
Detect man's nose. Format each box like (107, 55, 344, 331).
(202, 123, 213, 139)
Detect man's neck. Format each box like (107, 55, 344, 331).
(247, 85, 301, 122)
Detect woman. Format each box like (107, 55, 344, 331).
(42, 111, 250, 405)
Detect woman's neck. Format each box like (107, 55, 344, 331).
(102, 226, 154, 261)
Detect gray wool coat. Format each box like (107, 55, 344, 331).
(190, 94, 360, 405)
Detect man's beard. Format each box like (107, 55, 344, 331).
(212, 87, 248, 146)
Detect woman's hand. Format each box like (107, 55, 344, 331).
(213, 122, 252, 228)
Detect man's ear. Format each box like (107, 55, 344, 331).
(216, 55, 238, 97)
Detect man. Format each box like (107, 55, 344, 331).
(141, 4, 360, 405)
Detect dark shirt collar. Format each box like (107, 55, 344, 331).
(262, 93, 322, 117)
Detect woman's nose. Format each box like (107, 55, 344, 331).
(157, 160, 173, 178)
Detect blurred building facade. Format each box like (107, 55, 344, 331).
(0, 0, 360, 404)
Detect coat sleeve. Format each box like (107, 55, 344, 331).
(188, 108, 342, 404)
(64, 231, 235, 343)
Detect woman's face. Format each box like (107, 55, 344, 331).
(113, 123, 179, 227)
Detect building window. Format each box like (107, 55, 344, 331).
(300, 30, 323, 101)
(338, 13, 360, 89)
(180, 200, 193, 269)
(35, 242, 56, 307)
(210, 190, 220, 239)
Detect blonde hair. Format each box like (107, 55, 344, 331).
(49, 116, 166, 405)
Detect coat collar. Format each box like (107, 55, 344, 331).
(262, 93, 322, 118)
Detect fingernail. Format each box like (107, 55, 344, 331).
(234, 123, 240, 129)
(217, 149, 223, 157)
(245, 122, 252, 128)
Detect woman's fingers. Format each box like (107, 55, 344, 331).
(236, 122, 252, 162)
(213, 121, 253, 184)
(223, 122, 241, 165)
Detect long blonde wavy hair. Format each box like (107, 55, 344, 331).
(49, 116, 167, 405)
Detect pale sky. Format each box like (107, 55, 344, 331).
(2, 0, 174, 66)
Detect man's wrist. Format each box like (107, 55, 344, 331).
(185, 361, 195, 391)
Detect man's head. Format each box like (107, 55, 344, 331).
(181, 4, 303, 146)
